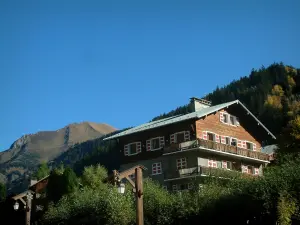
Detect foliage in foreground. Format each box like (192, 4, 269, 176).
(41, 158, 300, 225)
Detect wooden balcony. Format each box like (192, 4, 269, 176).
(163, 139, 270, 162)
(164, 166, 250, 180)
(198, 139, 269, 161)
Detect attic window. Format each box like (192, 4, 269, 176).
(221, 112, 239, 126)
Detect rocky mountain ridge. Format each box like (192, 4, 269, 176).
(0, 122, 116, 193)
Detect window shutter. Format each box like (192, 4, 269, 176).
(237, 140, 242, 148)
(220, 136, 226, 144)
(254, 168, 259, 175)
(253, 143, 257, 151)
(202, 131, 207, 140)
(159, 136, 165, 147)
(242, 165, 248, 173)
(124, 145, 129, 156)
(136, 142, 141, 153)
(170, 134, 175, 144)
(172, 184, 178, 191)
(212, 160, 217, 168)
(242, 141, 246, 149)
(184, 131, 190, 141)
(220, 112, 224, 123)
(146, 140, 151, 151)
(222, 161, 227, 169)
(215, 134, 220, 143)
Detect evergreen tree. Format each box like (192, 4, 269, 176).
(0, 182, 6, 202)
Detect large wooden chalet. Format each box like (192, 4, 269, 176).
(104, 97, 276, 191)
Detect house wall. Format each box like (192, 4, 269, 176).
(196, 109, 262, 151)
(118, 119, 196, 164)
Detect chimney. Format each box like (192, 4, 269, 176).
(190, 97, 212, 112)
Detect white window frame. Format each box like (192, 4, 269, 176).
(206, 132, 216, 142)
(127, 142, 141, 156)
(149, 137, 162, 151)
(221, 112, 239, 127)
(220, 135, 231, 145)
(152, 162, 162, 175)
(177, 158, 187, 170)
(245, 141, 256, 151)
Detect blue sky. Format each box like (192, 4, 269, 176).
(0, 0, 299, 150)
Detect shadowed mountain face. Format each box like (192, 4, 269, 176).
(0, 122, 116, 190)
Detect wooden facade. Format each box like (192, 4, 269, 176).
(114, 100, 274, 191)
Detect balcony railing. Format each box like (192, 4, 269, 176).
(163, 139, 270, 161)
(164, 166, 253, 180)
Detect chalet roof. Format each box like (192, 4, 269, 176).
(261, 144, 277, 154)
(104, 100, 276, 141)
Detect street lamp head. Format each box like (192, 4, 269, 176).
(13, 201, 19, 211)
(117, 183, 125, 194)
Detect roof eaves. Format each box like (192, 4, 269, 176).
(236, 100, 276, 139)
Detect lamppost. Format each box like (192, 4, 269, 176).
(113, 166, 144, 225)
(13, 191, 33, 225)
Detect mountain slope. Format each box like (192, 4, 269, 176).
(0, 122, 116, 189)
(152, 63, 300, 138)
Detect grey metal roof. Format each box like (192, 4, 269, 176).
(261, 144, 277, 154)
(103, 100, 276, 141)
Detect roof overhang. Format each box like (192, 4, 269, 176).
(103, 100, 276, 141)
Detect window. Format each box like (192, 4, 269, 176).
(225, 137, 230, 145)
(124, 142, 141, 156)
(207, 132, 215, 141)
(172, 184, 178, 191)
(175, 132, 185, 143)
(128, 143, 137, 154)
(151, 138, 160, 150)
(177, 158, 187, 170)
(223, 114, 228, 123)
(247, 166, 254, 174)
(146, 137, 164, 151)
(221, 112, 239, 126)
(246, 142, 253, 150)
(230, 116, 235, 125)
(227, 161, 232, 170)
(152, 162, 162, 175)
(231, 138, 237, 146)
(217, 160, 222, 169)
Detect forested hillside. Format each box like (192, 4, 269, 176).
(152, 63, 300, 139)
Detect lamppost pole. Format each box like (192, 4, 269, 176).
(25, 192, 33, 225)
(111, 165, 145, 225)
(135, 167, 144, 225)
